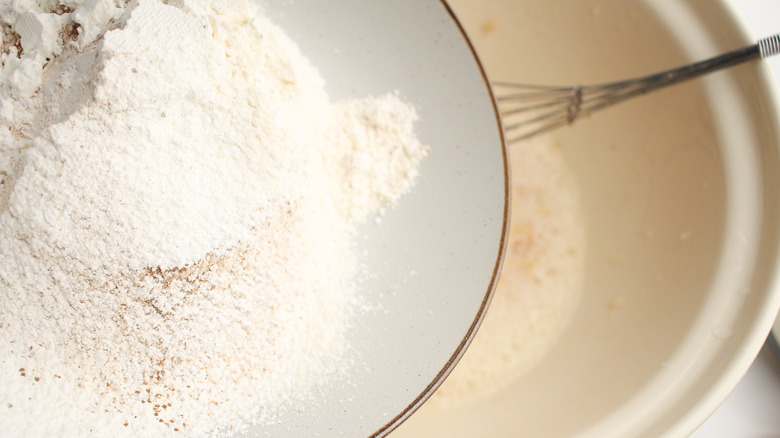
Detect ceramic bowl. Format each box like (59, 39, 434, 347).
(392, 0, 780, 437)
(247, 0, 508, 436)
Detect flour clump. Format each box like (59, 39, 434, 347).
(0, 0, 427, 436)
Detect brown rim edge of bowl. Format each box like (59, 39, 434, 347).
(369, 1, 511, 437)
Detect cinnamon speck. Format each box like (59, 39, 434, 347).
(482, 18, 500, 33)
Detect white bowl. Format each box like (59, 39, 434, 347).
(392, 0, 780, 437)
(245, 0, 507, 436)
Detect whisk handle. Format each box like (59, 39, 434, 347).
(646, 42, 760, 87)
(666, 33, 780, 81)
(601, 34, 780, 101)
(758, 34, 780, 58)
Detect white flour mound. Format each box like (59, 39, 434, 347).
(0, 0, 427, 436)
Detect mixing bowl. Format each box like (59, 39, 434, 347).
(240, 0, 507, 436)
(392, 0, 780, 437)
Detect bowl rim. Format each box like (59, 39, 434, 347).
(370, 1, 510, 436)
(666, 0, 780, 434)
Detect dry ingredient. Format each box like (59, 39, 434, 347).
(0, 0, 427, 436)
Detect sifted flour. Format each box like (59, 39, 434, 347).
(0, 0, 427, 436)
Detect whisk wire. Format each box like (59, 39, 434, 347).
(496, 34, 776, 143)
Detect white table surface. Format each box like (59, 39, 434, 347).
(690, 1, 780, 437)
(691, 344, 780, 437)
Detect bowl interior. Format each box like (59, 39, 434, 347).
(393, 0, 780, 437)
(242, 0, 507, 436)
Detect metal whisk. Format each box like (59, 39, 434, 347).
(494, 34, 780, 143)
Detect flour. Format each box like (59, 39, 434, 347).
(0, 0, 427, 436)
